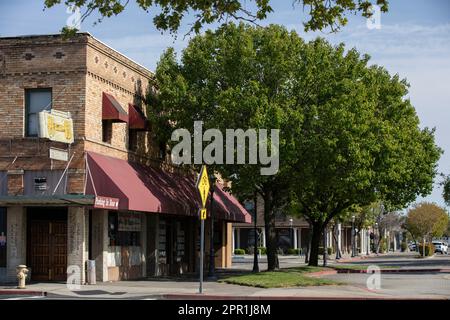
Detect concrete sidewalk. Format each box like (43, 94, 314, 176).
(1, 273, 449, 300)
(0, 280, 394, 300)
(2, 253, 449, 300)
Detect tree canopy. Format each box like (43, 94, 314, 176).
(149, 22, 441, 267)
(443, 175, 450, 206)
(286, 35, 441, 265)
(44, 0, 388, 35)
(405, 202, 449, 242)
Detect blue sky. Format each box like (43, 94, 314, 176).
(1, 0, 449, 209)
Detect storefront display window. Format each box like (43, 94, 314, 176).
(108, 212, 141, 246)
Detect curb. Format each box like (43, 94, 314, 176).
(334, 268, 450, 274)
(161, 294, 448, 301)
(0, 289, 47, 296)
(335, 255, 385, 263)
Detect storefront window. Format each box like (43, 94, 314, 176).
(108, 212, 141, 246)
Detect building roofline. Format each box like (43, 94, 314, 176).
(0, 32, 154, 78)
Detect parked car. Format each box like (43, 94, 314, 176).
(432, 241, 448, 254)
(408, 242, 417, 251)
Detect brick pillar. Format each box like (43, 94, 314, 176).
(67, 207, 88, 285)
(6, 207, 26, 282)
(7, 171, 24, 196)
(91, 209, 108, 282)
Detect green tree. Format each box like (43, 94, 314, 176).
(443, 175, 450, 206)
(150, 23, 304, 270)
(287, 37, 442, 265)
(405, 202, 449, 252)
(150, 23, 441, 268)
(44, 0, 388, 35)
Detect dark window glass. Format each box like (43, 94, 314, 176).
(102, 120, 113, 144)
(108, 212, 140, 246)
(25, 88, 52, 137)
(129, 129, 138, 151)
(0, 208, 6, 267)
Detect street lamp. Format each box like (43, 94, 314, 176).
(375, 222, 379, 255)
(207, 173, 216, 280)
(351, 215, 356, 257)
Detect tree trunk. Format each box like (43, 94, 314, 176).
(263, 190, 279, 271)
(308, 222, 323, 266)
(332, 224, 341, 259)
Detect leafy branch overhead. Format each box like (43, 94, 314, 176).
(44, 0, 388, 35)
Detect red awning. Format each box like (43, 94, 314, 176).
(128, 104, 149, 130)
(85, 151, 251, 223)
(102, 93, 128, 123)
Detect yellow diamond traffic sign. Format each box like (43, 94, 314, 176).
(196, 165, 210, 208)
(200, 208, 207, 220)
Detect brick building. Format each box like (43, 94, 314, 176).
(0, 33, 250, 284)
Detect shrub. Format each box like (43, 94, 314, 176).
(247, 246, 267, 255)
(287, 248, 301, 255)
(317, 247, 333, 255)
(418, 243, 435, 257)
(234, 248, 246, 255)
(401, 242, 407, 252)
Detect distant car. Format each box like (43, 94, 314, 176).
(408, 243, 417, 251)
(432, 241, 448, 254)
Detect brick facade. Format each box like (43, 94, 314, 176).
(0, 33, 157, 194)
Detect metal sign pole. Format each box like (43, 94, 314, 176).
(199, 218, 205, 294)
(196, 165, 210, 294)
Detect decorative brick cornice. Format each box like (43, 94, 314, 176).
(86, 71, 147, 100)
(86, 36, 154, 81)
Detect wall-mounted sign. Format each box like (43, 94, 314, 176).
(49, 147, 69, 161)
(39, 110, 74, 144)
(94, 196, 119, 210)
(118, 213, 141, 232)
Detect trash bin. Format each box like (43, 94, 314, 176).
(86, 260, 96, 285)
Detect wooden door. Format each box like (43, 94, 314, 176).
(28, 220, 67, 281)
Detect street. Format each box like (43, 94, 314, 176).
(1, 252, 449, 300)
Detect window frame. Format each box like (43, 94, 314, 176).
(25, 88, 52, 137)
